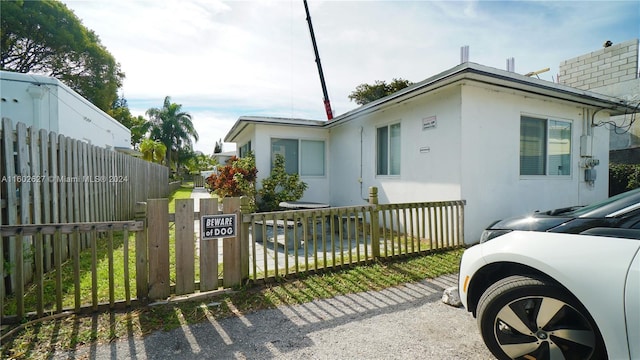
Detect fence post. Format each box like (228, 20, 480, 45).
(135, 202, 148, 300)
(147, 198, 169, 300)
(199, 198, 219, 291)
(175, 198, 195, 295)
(239, 196, 251, 281)
(368, 186, 380, 259)
(223, 197, 242, 287)
(2, 118, 18, 296)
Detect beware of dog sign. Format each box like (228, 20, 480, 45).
(201, 214, 237, 239)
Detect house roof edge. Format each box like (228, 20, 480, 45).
(224, 62, 638, 141)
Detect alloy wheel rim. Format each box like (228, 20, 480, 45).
(493, 296, 596, 359)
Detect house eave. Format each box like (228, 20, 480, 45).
(224, 62, 638, 141)
(462, 64, 637, 115)
(225, 116, 325, 142)
(326, 63, 637, 128)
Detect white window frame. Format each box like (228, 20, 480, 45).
(376, 122, 401, 176)
(520, 115, 572, 177)
(270, 138, 325, 176)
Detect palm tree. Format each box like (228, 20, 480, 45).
(146, 96, 199, 169)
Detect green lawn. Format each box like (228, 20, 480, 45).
(168, 182, 195, 213)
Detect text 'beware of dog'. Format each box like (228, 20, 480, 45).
(201, 214, 237, 239)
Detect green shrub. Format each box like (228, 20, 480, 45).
(257, 154, 308, 212)
(609, 163, 640, 196)
(206, 154, 258, 211)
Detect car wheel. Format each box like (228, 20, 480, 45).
(476, 275, 606, 360)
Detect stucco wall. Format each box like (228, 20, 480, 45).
(327, 120, 372, 205)
(460, 84, 609, 241)
(252, 123, 330, 203)
(329, 87, 463, 206)
(330, 82, 609, 243)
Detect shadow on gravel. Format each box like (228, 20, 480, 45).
(54, 274, 472, 359)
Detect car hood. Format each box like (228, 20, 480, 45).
(489, 214, 573, 231)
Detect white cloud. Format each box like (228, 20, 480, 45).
(63, 0, 639, 153)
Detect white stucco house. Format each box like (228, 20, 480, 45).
(0, 70, 131, 151)
(225, 62, 638, 243)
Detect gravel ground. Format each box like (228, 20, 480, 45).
(53, 274, 495, 359)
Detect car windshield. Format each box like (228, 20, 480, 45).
(567, 188, 640, 217)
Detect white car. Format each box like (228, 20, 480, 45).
(458, 229, 640, 359)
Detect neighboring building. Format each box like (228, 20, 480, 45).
(559, 39, 640, 162)
(213, 150, 236, 165)
(0, 70, 131, 151)
(225, 62, 637, 243)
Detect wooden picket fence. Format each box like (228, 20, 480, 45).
(193, 175, 205, 188)
(0, 189, 465, 324)
(243, 188, 465, 280)
(0, 118, 169, 301)
(0, 197, 241, 323)
(0, 219, 145, 321)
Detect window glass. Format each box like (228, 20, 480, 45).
(520, 116, 571, 176)
(271, 138, 325, 176)
(548, 120, 571, 175)
(390, 123, 401, 175)
(520, 116, 546, 175)
(300, 140, 325, 176)
(377, 126, 389, 175)
(377, 123, 400, 176)
(271, 138, 298, 174)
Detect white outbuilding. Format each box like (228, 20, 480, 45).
(0, 70, 131, 151)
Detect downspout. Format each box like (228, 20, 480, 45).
(360, 126, 367, 201)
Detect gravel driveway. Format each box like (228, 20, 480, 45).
(53, 274, 495, 359)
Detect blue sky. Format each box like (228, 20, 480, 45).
(62, 0, 640, 153)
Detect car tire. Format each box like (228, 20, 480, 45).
(476, 275, 606, 360)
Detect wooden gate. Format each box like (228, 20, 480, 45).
(0, 197, 248, 323)
(143, 197, 245, 300)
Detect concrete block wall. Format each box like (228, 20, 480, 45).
(559, 39, 639, 90)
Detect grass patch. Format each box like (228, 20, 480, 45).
(1, 248, 463, 359)
(168, 182, 197, 213)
